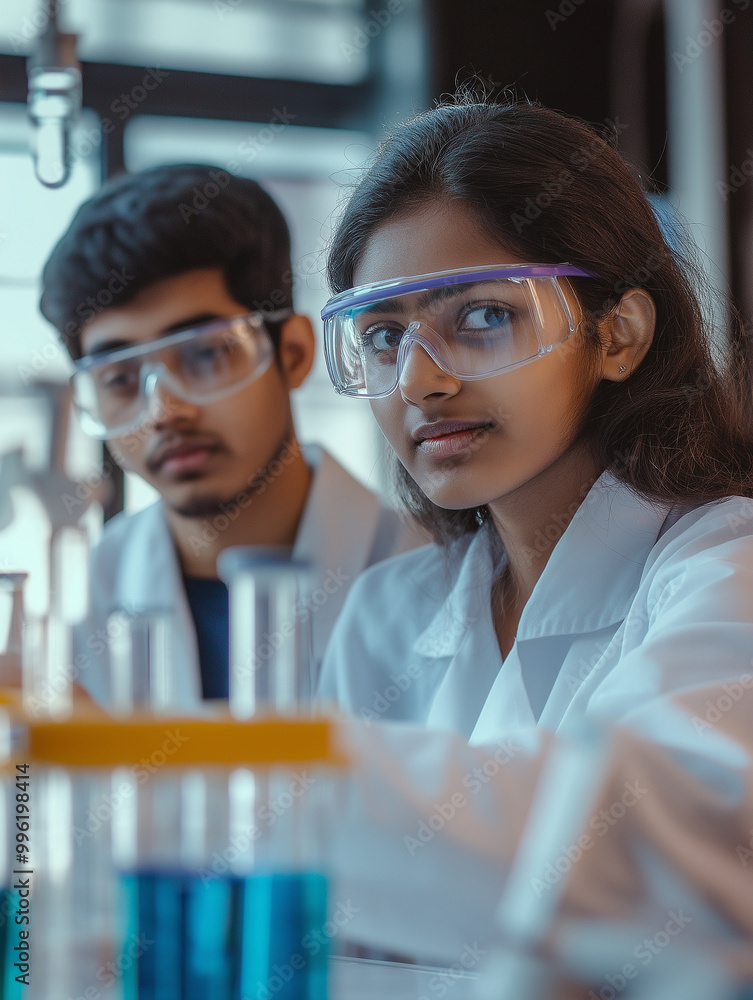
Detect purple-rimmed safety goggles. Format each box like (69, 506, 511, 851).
(321, 264, 596, 398)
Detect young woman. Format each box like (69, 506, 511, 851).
(317, 98, 753, 744)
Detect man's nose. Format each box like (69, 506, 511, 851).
(143, 366, 201, 427)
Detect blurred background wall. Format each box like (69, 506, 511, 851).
(0, 0, 751, 543)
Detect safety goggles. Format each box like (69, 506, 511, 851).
(71, 311, 289, 439)
(321, 264, 595, 399)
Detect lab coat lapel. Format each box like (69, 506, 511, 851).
(421, 532, 536, 738)
(113, 501, 203, 711)
(471, 475, 672, 744)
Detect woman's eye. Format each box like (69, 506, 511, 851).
(362, 324, 405, 352)
(461, 304, 513, 332)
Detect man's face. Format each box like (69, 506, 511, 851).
(79, 268, 309, 518)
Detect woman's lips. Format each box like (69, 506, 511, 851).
(413, 421, 492, 459)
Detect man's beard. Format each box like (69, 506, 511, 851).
(168, 434, 296, 519)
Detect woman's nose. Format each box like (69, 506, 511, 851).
(397, 335, 462, 404)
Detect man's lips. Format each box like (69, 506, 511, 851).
(148, 438, 223, 475)
(411, 419, 494, 459)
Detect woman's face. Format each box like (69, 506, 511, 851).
(353, 200, 604, 512)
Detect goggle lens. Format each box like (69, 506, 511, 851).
(322, 266, 592, 398)
(71, 314, 277, 439)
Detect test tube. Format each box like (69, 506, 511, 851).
(106, 721, 336, 1000)
(0, 573, 26, 689)
(217, 547, 314, 719)
(108, 607, 174, 714)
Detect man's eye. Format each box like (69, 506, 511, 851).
(461, 304, 513, 332)
(99, 366, 137, 391)
(362, 324, 405, 351)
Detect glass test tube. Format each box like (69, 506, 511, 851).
(0, 574, 26, 689)
(112, 758, 330, 999)
(217, 547, 314, 719)
(108, 608, 174, 714)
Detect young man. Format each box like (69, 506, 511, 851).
(41, 164, 423, 709)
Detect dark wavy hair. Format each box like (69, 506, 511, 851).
(326, 98, 753, 545)
(41, 164, 294, 360)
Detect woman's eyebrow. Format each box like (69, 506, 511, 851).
(359, 282, 487, 316)
(359, 296, 406, 316)
(414, 281, 482, 310)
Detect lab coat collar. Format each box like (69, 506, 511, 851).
(293, 444, 382, 591)
(112, 498, 203, 710)
(412, 473, 672, 658)
(109, 444, 385, 707)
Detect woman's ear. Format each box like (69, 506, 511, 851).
(277, 314, 316, 389)
(599, 288, 656, 381)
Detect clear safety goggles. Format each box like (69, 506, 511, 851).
(71, 311, 290, 439)
(321, 264, 595, 398)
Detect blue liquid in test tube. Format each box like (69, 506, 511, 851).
(0, 889, 25, 999)
(120, 871, 328, 1000)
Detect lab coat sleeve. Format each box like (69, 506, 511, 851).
(325, 508, 753, 960)
(588, 505, 753, 729)
(329, 701, 753, 965)
(328, 717, 553, 959)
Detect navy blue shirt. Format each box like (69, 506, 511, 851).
(183, 576, 229, 699)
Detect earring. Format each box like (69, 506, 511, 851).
(619, 365, 627, 374)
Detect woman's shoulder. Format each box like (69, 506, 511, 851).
(660, 494, 753, 542)
(644, 493, 753, 580)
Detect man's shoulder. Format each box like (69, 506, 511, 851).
(91, 499, 165, 563)
(308, 445, 430, 558)
(343, 535, 467, 620)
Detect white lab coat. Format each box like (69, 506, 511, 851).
(319, 471, 753, 742)
(73, 445, 425, 709)
(317, 473, 753, 962)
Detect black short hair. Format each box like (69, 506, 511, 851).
(41, 164, 293, 360)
